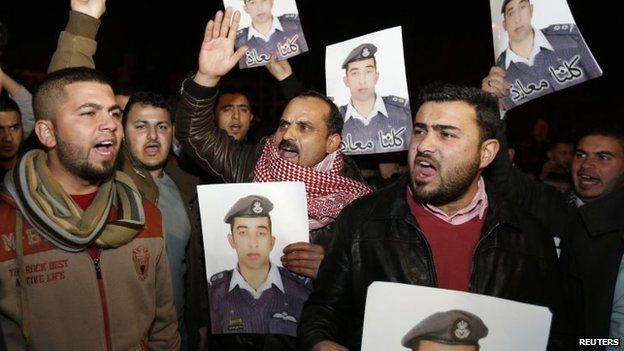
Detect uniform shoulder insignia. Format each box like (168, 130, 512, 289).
(543, 23, 578, 35)
(236, 27, 248, 38)
(280, 13, 299, 20)
(496, 52, 506, 66)
(210, 270, 231, 285)
(383, 95, 409, 108)
(279, 267, 309, 283)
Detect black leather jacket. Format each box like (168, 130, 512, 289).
(298, 176, 570, 351)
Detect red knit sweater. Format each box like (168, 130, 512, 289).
(406, 192, 486, 291)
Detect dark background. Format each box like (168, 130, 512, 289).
(0, 1, 620, 144)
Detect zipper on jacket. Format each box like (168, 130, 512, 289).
(468, 221, 501, 292)
(88, 248, 113, 351)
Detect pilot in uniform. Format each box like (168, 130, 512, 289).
(236, 13, 309, 69)
(208, 195, 312, 336)
(496, 0, 601, 108)
(338, 43, 412, 155)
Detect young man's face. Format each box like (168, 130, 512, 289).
(343, 58, 379, 103)
(502, 0, 534, 44)
(228, 216, 275, 271)
(274, 96, 340, 168)
(244, 0, 275, 26)
(124, 103, 173, 174)
(44, 82, 122, 182)
(572, 135, 624, 202)
(408, 101, 498, 207)
(216, 93, 254, 141)
(0, 110, 23, 163)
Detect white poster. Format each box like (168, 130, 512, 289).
(326, 27, 412, 155)
(489, 0, 602, 109)
(197, 181, 311, 336)
(223, 0, 309, 69)
(362, 282, 552, 351)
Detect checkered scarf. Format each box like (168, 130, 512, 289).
(253, 138, 372, 230)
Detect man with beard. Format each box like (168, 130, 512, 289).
(0, 67, 179, 349)
(175, 8, 370, 350)
(297, 83, 568, 351)
(484, 66, 624, 344)
(121, 91, 200, 350)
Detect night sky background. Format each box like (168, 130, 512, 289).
(0, 0, 620, 145)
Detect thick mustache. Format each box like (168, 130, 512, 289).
(278, 140, 298, 152)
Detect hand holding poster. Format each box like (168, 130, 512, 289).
(489, 0, 602, 109)
(362, 282, 552, 351)
(197, 182, 311, 336)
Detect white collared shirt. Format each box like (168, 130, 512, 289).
(247, 16, 283, 42)
(504, 29, 554, 68)
(229, 262, 285, 299)
(344, 93, 388, 126)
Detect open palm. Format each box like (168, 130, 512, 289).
(197, 7, 248, 85)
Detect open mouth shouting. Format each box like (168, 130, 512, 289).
(413, 155, 439, 182)
(278, 140, 299, 162)
(93, 139, 117, 159)
(228, 122, 242, 135)
(144, 142, 161, 157)
(576, 170, 600, 189)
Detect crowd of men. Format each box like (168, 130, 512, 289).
(0, 1, 622, 351)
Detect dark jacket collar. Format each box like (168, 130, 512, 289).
(367, 174, 521, 231)
(578, 186, 624, 237)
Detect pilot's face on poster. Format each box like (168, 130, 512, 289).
(343, 58, 379, 103)
(502, 0, 534, 44)
(244, 0, 275, 25)
(228, 216, 275, 270)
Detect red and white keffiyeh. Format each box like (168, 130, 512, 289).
(253, 138, 372, 230)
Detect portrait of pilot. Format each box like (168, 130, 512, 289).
(208, 194, 312, 336)
(231, 0, 309, 69)
(338, 43, 412, 155)
(401, 310, 488, 351)
(495, 0, 602, 108)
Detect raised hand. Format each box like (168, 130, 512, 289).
(195, 7, 249, 87)
(481, 66, 511, 110)
(71, 0, 106, 19)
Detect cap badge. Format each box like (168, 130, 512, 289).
(362, 47, 370, 57)
(454, 319, 471, 339)
(252, 201, 263, 214)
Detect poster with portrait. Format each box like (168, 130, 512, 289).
(222, 0, 309, 69)
(362, 282, 552, 351)
(489, 0, 602, 109)
(197, 181, 311, 336)
(326, 27, 412, 155)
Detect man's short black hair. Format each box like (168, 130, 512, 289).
(579, 126, 624, 151)
(33, 67, 112, 122)
(0, 95, 21, 116)
(216, 85, 255, 114)
(122, 91, 171, 127)
(293, 90, 344, 136)
(416, 82, 500, 143)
